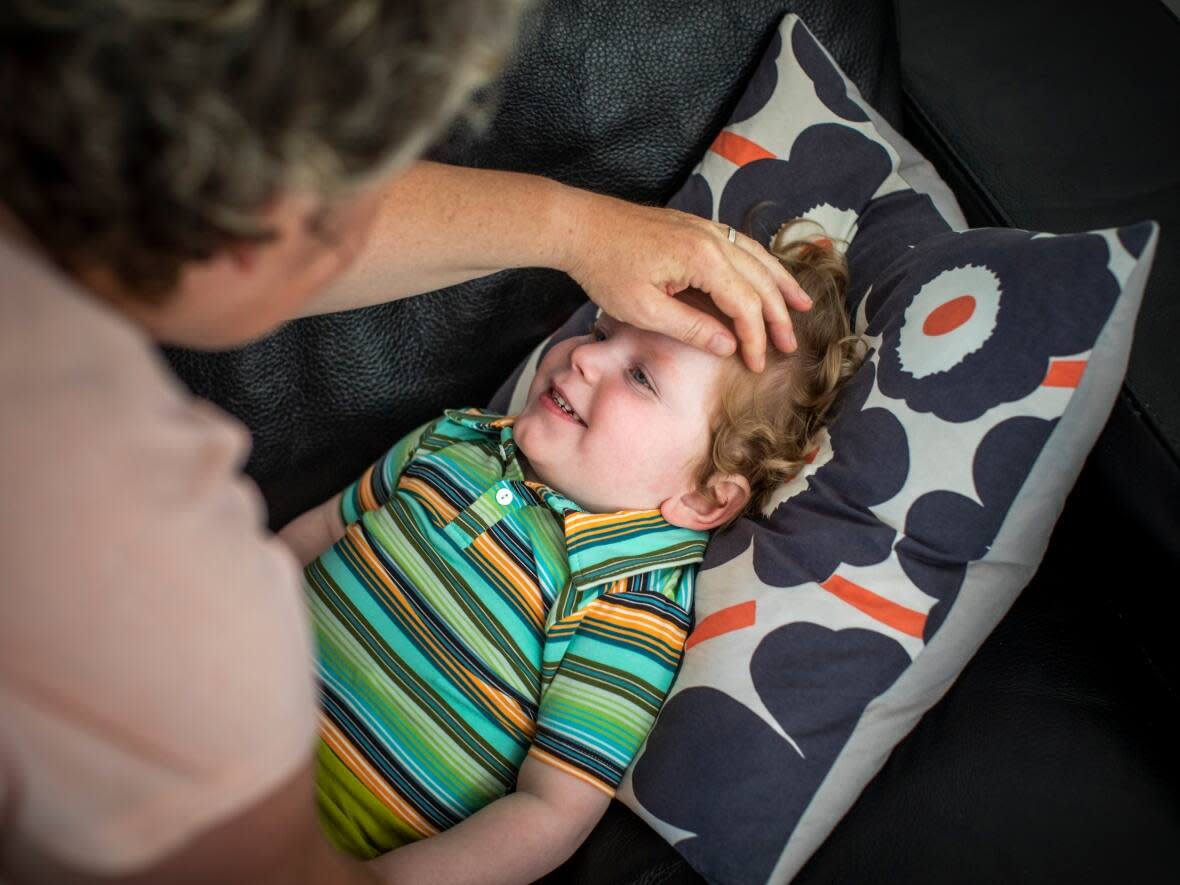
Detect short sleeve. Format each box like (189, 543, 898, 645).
(530, 567, 696, 794)
(338, 417, 438, 525)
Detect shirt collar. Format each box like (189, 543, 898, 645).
(443, 408, 708, 590)
(559, 509, 708, 590)
(444, 407, 516, 433)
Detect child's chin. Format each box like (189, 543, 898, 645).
(511, 422, 543, 462)
(513, 412, 540, 442)
(516, 408, 559, 440)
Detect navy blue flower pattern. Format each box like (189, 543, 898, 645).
(792, 22, 869, 122)
(666, 172, 714, 221)
(903, 414, 1059, 638)
(633, 623, 910, 884)
(729, 30, 780, 125)
(1118, 219, 1154, 258)
(706, 359, 905, 589)
(718, 124, 891, 241)
(868, 229, 1120, 423)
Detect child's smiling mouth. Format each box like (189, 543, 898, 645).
(544, 386, 587, 426)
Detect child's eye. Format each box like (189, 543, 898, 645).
(629, 367, 653, 390)
(589, 321, 607, 342)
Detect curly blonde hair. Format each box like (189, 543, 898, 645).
(697, 219, 867, 524)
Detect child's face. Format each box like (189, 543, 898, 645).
(514, 312, 728, 516)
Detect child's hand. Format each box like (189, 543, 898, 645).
(276, 493, 345, 567)
(561, 190, 812, 373)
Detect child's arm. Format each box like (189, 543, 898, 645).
(368, 755, 611, 885)
(276, 492, 345, 567)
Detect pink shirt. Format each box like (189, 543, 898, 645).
(0, 237, 316, 875)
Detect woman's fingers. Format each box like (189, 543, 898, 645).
(723, 232, 801, 355)
(640, 288, 742, 361)
(679, 239, 773, 371)
(731, 228, 813, 312)
(561, 194, 817, 371)
(725, 228, 816, 355)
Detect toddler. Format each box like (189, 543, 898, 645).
(278, 219, 866, 883)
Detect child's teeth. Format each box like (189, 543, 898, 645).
(551, 389, 583, 424)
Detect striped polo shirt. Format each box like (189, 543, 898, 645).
(306, 408, 708, 858)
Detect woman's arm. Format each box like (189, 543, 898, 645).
(300, 161, 812, 372)
(277, 493, 345, 567)
(298, 162, 571, 315)
(368, 755, 611, 885)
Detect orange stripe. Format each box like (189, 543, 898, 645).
(346, 532, 534, 738)
(467, 550, 545, 636)
(568, 510, 655, 528)
(565, 510, 660, 536)
(320, 714, 438, 838)
(602, 578, 628, 594)
(591, 600, 687, 649)
(471, 531, 540, 602)
(400, 476, 460, 522)
(686, 600, 756, 649)
(821, 575, 926, 638)
(1043, 359, 1086, 388)
(549, 607, 589, 637)
(349, 533, 502, 712)
(349, 528, 541, 738)
(371, 475, 543, 634)
(527, 746, 615, 797)
(468, 676, 537, 737)
(358, 465, 380, 512)
(709, 131, 776, 166)
(469, 532, 546, 627)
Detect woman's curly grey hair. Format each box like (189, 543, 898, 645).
(0, 0, 527, 299)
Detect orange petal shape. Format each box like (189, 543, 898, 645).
(686, 600, 757, 649)
(1043, 360, 1086, 388)
(821, 575, 926, 638)
(923, 295, 976, 336)
(709, 131, 776, 167)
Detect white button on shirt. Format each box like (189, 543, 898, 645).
(495, 488, 514, 506)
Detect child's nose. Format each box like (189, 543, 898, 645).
(569, 339, 604, 384)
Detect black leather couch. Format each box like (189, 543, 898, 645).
(167, 1, 1179, 881)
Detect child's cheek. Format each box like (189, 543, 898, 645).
(529, 345, 564, 391)
(623, 446, 676, 497)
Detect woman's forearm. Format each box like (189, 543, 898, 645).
(300, 161, 582, 317)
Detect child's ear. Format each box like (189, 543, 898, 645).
(660, 474, 751, 531)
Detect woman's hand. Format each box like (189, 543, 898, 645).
(560, 190, 813, 372)
(301, 162, 811, 372)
